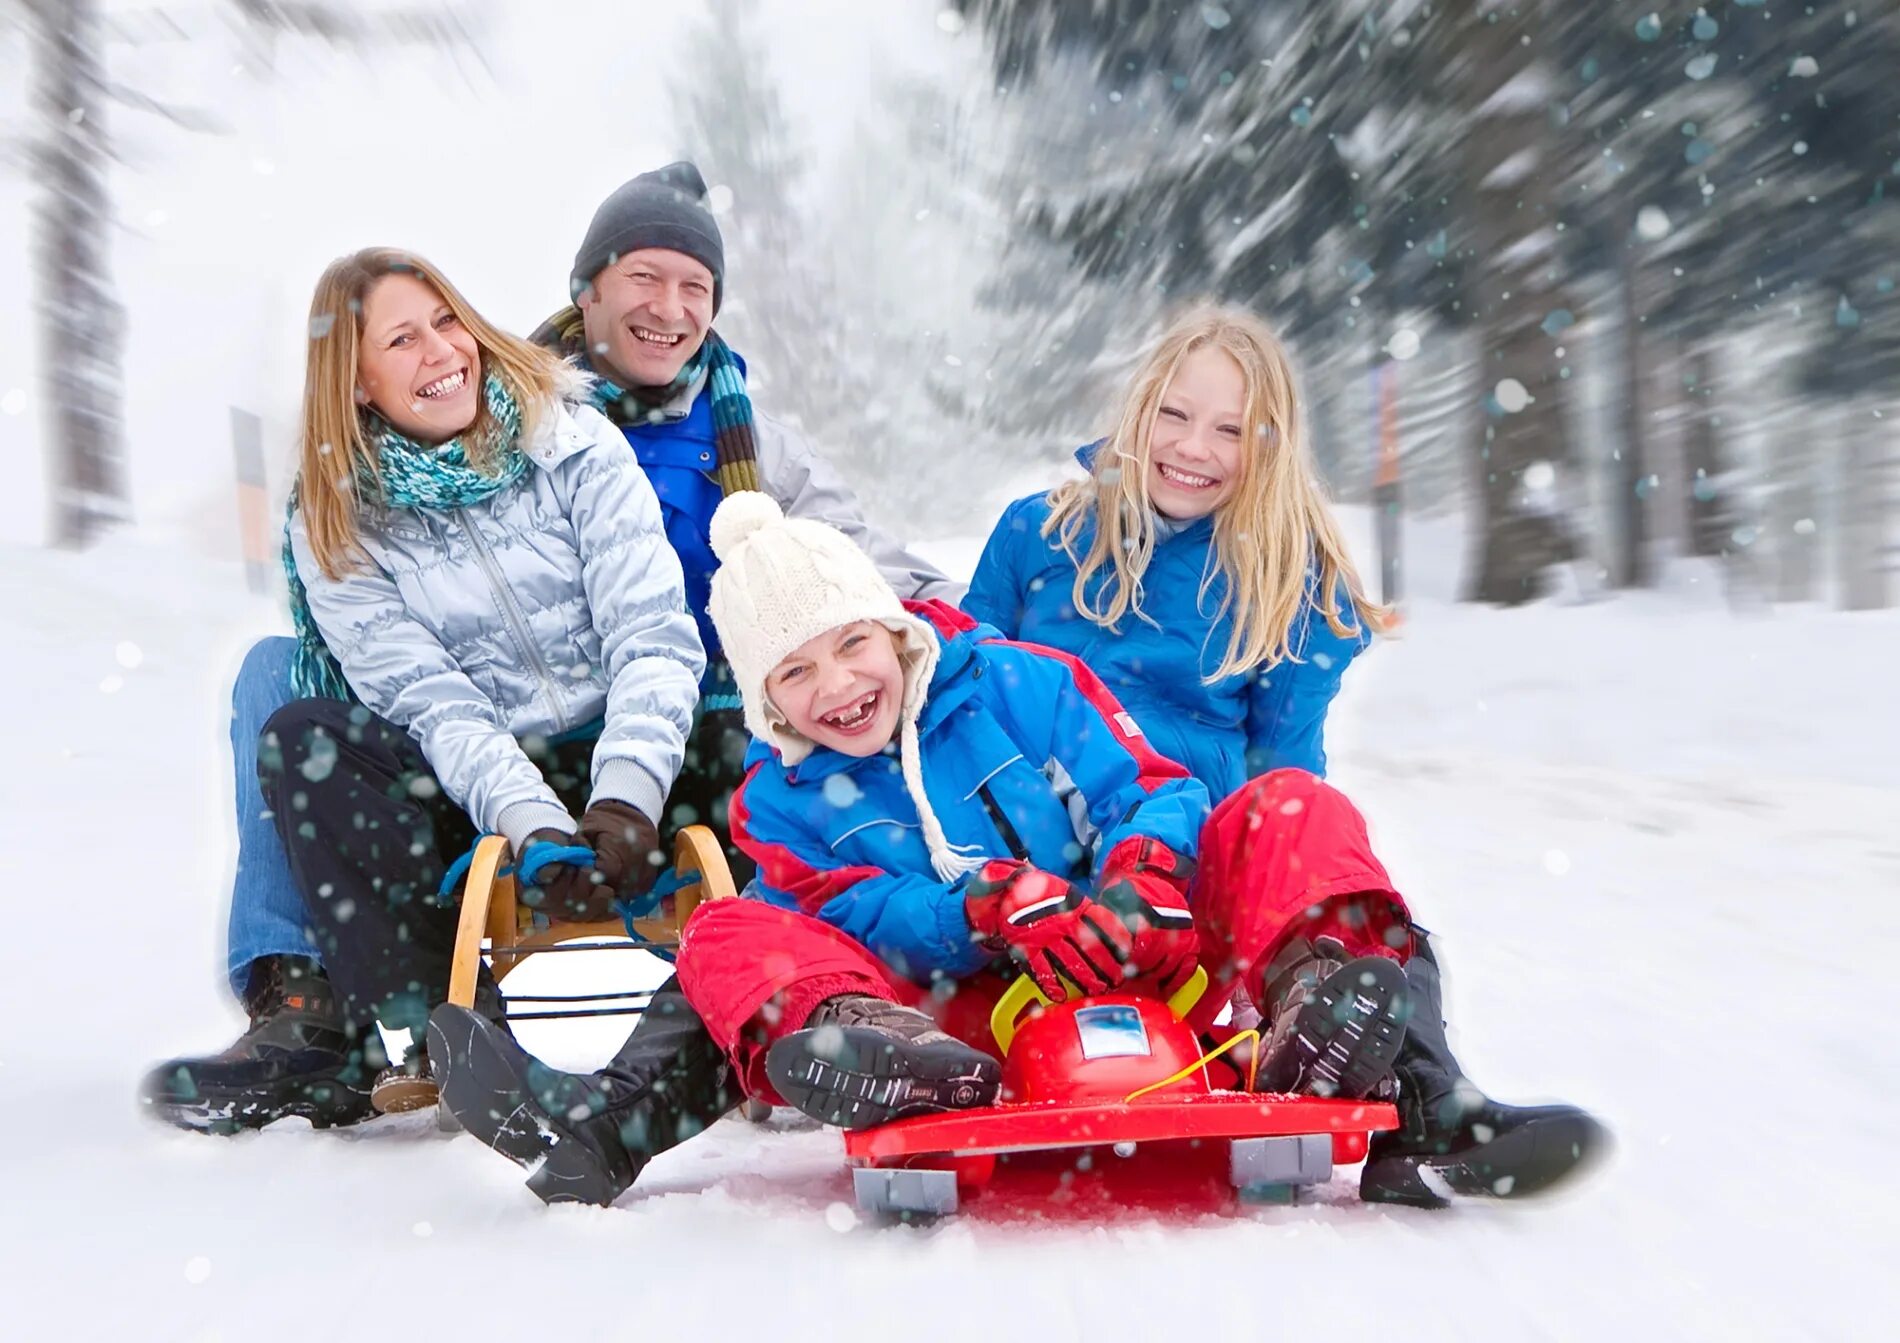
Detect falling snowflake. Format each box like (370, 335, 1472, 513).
(823, 774, 864, 809)
(1494, 379, 1533, 413)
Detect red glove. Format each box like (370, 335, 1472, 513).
(1093, 837, 1201, 1000)
(964, 860, 1131, 1001)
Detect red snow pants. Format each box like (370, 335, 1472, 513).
(676, 768, 1412, 1099)
(1183, 768, 1412, 1029)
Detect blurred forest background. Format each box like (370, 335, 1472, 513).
(5, 0, 1896, 608)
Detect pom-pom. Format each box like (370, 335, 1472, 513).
(709, 491, 786, 560)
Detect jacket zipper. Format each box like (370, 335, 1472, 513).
(976, 782, 1029, 862)
(455, 505, 570, 732)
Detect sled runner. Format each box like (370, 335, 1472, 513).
(841, 974, 1399, 1219)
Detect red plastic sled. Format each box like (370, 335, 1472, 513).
(841, 971, 1397, 1217)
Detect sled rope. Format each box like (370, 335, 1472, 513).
(613, 865, 697, 964)
(1121, 1028, 1261, 1103)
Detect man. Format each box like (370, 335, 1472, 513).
(140, 163, 959, 1160)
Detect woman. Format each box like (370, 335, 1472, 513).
(962, 307, 1605, 1207)
(154, 248, 703, 1127)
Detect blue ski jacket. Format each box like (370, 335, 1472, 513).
(729, 603, 1211, 985)
(962, 487, 1370, 798)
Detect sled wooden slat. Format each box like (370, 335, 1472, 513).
(444, 825, 737, 1011)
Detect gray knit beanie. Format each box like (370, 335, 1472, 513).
(570, 160, 725, 311)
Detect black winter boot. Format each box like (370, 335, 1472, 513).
(765, 994, 1000, 1131)
(428, 976, 736, 1207)
(1359, 940, 1609, 1208)
(1253, 936, 1410, 1099)
(139, 955, 374, 1135)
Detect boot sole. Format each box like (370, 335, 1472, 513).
(764, 1025, 1000, 1131)
(1361, 1108, 1609, 1209)
(141, 1071, 374, 1136)
(1261, 956, 1410, 1099)
(371, 1073, 440, 1114)
(426, 1008, 627, 1207)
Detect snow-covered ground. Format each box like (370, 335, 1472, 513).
(3, 511, 1897, 1342)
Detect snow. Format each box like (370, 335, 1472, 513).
(4, 507, 1897, 1340)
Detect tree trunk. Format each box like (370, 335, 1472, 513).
(1681, 345, 1729, 559)
(1612, 225, 1653, 586)
(1451, 1, 1578, 604)
(30, 0, 128, 548)
(1839, 415, 1892, 610)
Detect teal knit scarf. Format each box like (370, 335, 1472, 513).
(589, 330, 760, 495)
(282, 374, 526, 701)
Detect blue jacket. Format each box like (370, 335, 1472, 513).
(607, 350, 961, 663)
(729, 604, 1211, 985)
(617, 384, 726, 657)
(962, 490, 1369, 799)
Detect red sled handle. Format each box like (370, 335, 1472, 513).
(989, 965, 1209, 1054)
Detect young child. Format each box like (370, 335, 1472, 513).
(673, 493, 1414, 1131)
(963, 305, 1607, 1206)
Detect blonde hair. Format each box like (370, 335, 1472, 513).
(1044, 305, 1391, 682)
(296, 247, 572, 580)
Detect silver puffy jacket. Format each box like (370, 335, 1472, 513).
(288, 400, 705, 850)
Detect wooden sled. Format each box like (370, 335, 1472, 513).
(445, 823, 737, 1009)
(372, 826, 738, 1119)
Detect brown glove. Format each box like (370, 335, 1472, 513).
(578, 800, 664, 903)
(518, 828, 617, 924)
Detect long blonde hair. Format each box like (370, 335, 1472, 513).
(1044, 305, 1391, 682)
(297, 247, 572, 580)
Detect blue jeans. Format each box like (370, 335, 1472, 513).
(224, 636, 317, 996)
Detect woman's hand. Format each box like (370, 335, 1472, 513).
(578, 800, 664, 902)
(517, 829, 617, 924)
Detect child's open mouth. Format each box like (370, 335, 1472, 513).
(820, 691, 881, 735)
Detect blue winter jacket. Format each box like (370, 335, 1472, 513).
(729, 604, 1212, 985)
(606, 350, 960, 662)
(962, 489, 1370, 799)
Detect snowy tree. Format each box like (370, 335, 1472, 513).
(10, 0, 485, 550)
(668, 0, 864, 427)
(23, 0, 128, 548)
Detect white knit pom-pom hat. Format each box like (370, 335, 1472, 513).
(707, 492, 985, 882)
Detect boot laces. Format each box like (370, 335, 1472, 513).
(809, 994, 956, 1046)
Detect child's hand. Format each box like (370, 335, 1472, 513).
(964, 860, 1128, 1001)
(1095, 836, 1200, 999)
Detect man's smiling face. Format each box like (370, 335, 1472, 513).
(577, 247, 714, 389)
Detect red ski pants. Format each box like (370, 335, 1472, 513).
(676, 769, 1412, 1099)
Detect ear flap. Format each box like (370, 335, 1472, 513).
(881, 614, 943, 726)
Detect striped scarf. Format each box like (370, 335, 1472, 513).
(532, 306, 760, 496)
(282, 374, 527, 701)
